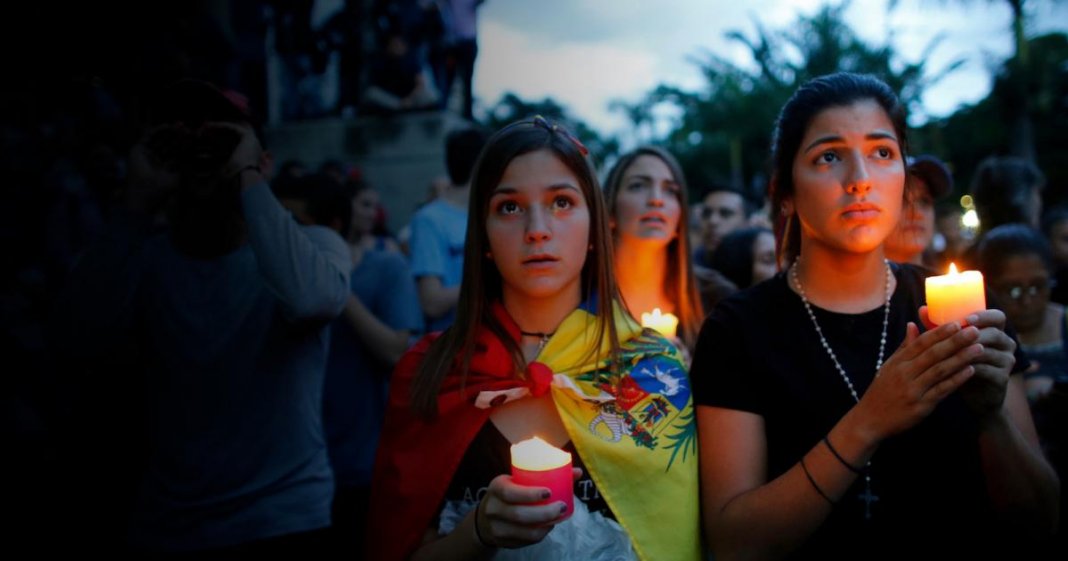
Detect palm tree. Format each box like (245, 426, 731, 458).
(920, 31, 1068, 202)
(628, 1, 957, 201)
(895, 0, 1066, 160)
(480, 92, 620, 165)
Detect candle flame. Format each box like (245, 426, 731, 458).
(640, 307, 679, 338)
(926, 262, 986, 325)
(511, 436, 571, 471)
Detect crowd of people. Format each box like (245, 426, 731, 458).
(8, 63, 1067, 559)
(276, 0, 484, 120)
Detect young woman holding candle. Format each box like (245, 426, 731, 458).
(368, 117, 701, 561)
(603, 146, 705, 353)
(690, 72, 1059, 561)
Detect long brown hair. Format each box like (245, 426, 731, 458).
(411, 117, 623, 417)
(603, 146, 704, 349)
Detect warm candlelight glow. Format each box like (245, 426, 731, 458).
(641, 308, 679, 338)
(511, 436, 575, 518)
(510, 436, 571, 471)
(925, 262, 986, 326)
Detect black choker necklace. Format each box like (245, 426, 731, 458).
(519, 329, 556, 339)
(519, 329, 556, 352)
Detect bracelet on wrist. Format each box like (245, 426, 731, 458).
(800, 457, 836, 506)
(822, 435, 863, 475)
(472, 500, 495, 549)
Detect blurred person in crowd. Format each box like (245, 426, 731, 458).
(431, 0, 486, 120)
(270, 168, 422, 555)
(693, 183, 752, 269)
(271, 167, 328, 227)
(884, 154, 952, 267)
(295, 172, 353, 234)
(978, 224, 1066, 402)
(694, 266, 739, 317)
(399, 175, 452, 255)
(52, 80, 350, 555)
(1043, 206, 1068, 306)
(972, 155, 1045, 231)
(363, 29, 437, 114)
(688, 203, 705, 254)
(319, 158, 349, 185)
(352, 181, 402, 254)
(603, 145, 704, 354)
(322, 178, 423, 557)
(274, 0, 330, 119)
(270, 159, 310, 221)
(977, 223, 1068, 556)
(409, 126, 488, 331)
(278, 158, 308, 181)
(317, 0, 367, 117)
(748, 188, 774, 231)
(963, 155, 1046, 268)
(709, 226, 777, 290)
(932, 202, 968, 271)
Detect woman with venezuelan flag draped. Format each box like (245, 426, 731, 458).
(367, 116, 701, 561)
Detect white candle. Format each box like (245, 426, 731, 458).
(925, 263, 986, 325)
(641, 308, 679, 338)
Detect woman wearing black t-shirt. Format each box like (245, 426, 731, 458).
(691, 73, 1059, 560)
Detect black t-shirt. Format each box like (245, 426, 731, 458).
(440, 421, 616, 522)
(691, 263, 1035, 560)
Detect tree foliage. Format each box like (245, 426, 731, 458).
(479, 92, 620, 170)
(623, 1, 960, 205)
(915, 31, 1068, 206)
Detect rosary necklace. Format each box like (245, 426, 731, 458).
(519, 329, 556, 352)
(791, 258, 892, 520)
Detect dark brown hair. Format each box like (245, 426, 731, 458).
(769, 72, 909, 267)
(411, 117, 623, 417)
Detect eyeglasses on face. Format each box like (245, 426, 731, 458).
(994, 279, 1056, 302)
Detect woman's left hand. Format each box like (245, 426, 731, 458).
(921, 307, 1016, 419)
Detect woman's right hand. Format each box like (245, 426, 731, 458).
(853, 320, 984, 441)
(474, 471, 575, 549)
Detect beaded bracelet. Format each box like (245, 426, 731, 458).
(822, 436, 863, 475)
(799, 457, 836, 505)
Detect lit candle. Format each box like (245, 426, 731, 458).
(510, 436, 573, 519)
(925, 263, 987, 325)
(641, 307, 679, 338)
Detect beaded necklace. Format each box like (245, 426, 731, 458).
(791, 258, 892, 520)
